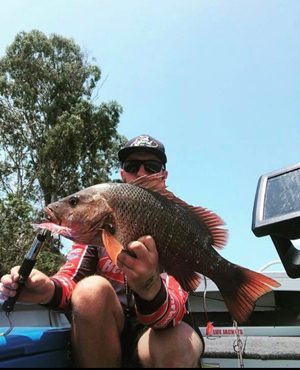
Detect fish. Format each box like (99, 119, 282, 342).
(35, 173, 280, 324)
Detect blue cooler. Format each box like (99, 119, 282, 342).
(0, 327, 72, 368)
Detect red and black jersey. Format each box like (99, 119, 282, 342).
(48, 243, 188, 329)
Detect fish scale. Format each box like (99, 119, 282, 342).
(107, 183, 212, 262)
(37, 174, 280, 323)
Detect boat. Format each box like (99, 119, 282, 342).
(0, 260, 299, 368)
(1, 162, 299, 367)
(189, 260, 300, 368)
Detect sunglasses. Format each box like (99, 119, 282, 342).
(122, 160, 165, 174)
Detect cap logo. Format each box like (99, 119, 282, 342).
(130, 135, 158, 148)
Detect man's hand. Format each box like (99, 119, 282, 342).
(0, 267, 55, 305)
(116, 235, 162, 301)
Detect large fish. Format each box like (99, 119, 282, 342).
(36, 174, 280, 323)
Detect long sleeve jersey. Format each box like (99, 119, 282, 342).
(47, 243, 188, 329)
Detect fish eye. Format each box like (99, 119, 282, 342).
(69, 196, 79, 207)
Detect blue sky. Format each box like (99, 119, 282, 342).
(1, 0, 299, 271)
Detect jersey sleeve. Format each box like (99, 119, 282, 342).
(133, 272, 188, 329)
(45, 243, 99, 310)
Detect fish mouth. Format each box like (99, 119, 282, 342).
(44, 206, 61, 225)
(33, 206, 72, 239)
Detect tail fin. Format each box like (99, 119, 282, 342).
(219, 267, 280, 324)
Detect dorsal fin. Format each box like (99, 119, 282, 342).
(129, 173, 166, 192)
(130, 174, 228, 249)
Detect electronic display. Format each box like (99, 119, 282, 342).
(252, 162, 300, 278)
(252, 162, 300, 239)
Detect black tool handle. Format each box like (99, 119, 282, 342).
(2, 229, 48, 313)
(2, 259, 36, 312)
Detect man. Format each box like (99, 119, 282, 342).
(0, 134, 204, 367)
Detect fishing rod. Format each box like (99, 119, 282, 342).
(2, 228, 49, 313)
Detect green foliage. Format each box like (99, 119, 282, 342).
(0, 194, 36, 276)
(35, 243, 67, 276)
(0, 193, 66, 276)
(0, 30, 126, 275)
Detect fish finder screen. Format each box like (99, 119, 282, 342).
(252, 163, 300, 238)
(264, 169, 300, 220)
(253, 163, 300, 277)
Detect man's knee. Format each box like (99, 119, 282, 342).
(137, 322, 203, 368)
(72, 276, 114, 309)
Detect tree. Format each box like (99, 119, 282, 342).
(0, 30, 125, 275)
(0, 195, 66, 276)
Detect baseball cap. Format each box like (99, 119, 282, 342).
(118, 134, 167, 164)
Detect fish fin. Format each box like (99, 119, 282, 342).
(174, 270, 202, 291)
(102, 229, 124, 265)
(161, 257, 202, 291)
(131, 174, 228, 249)
(129, 173, 166, 191)
(218, 267, 280, 324)
(183, 205, 228, 249)
(183, 272, 202, 291)
(171, 270, 202, 291)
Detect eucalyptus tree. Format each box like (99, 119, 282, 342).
(0, 30, 125, 274)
